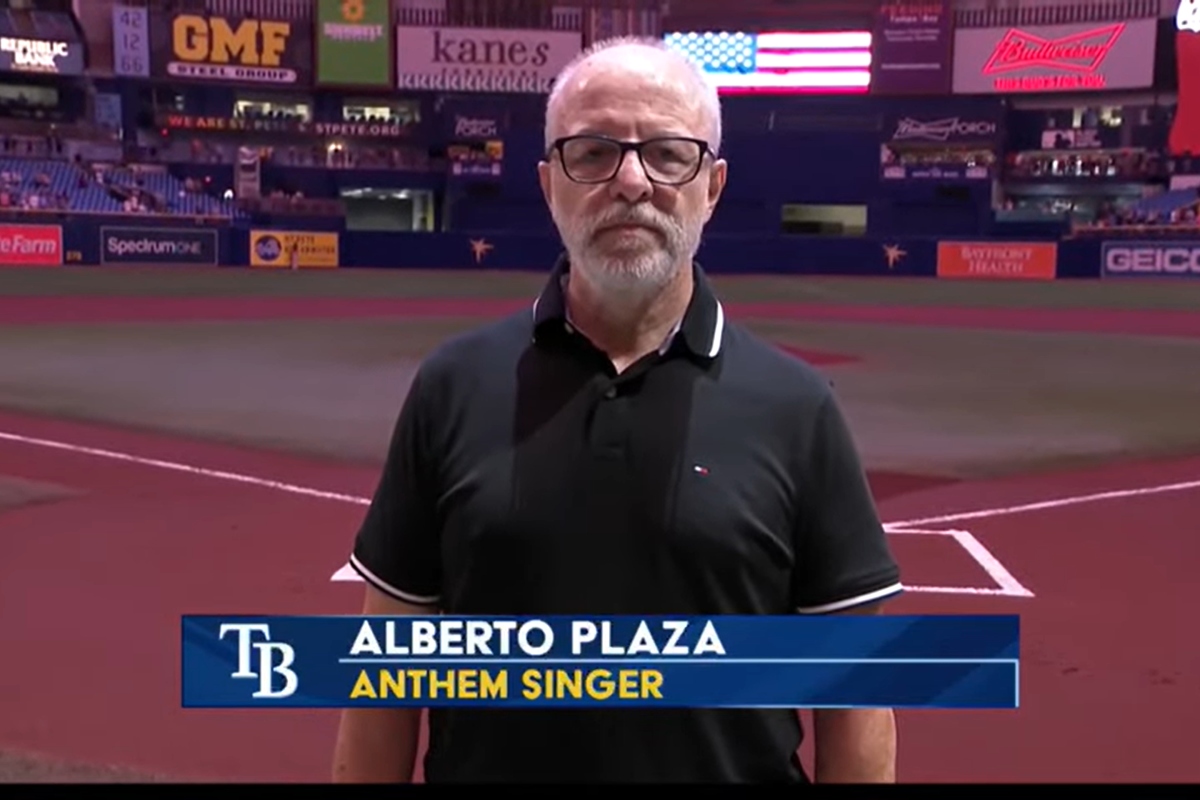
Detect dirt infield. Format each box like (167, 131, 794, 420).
(1, 278, 1198, 782)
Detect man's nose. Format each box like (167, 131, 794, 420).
(608, 149, 654, 202)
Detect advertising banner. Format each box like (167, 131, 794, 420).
(100, 227, 218, 266)
(1101, 241, 1200, 278)
(882, 162, 990, 181)
(316, 0, 392, 87)
(0, 36, 85, 75)
(250, 230, 339, 269)
(871, 1, 953, 95)
(439, 97, 509, 142)
(155, 112, 412, 138)
(0, 224, 62, 266)
(883, 114, 1001, 145)
(395, 26, 581, 93)
(951, 19, 1157, 94)
(1172, 0, 1200, 155)
(152, 13, 312, 85)
(937, 241, 1058, 279)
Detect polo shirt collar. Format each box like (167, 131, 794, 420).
(531, 254, 725, 360)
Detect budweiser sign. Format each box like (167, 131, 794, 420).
(981, 23, 1123, 90)
(952, 19, 1155, 94)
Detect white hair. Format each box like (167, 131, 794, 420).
(543, 35, 723, 156)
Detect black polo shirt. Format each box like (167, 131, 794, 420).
(350, 258, 902, 784)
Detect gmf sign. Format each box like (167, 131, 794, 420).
(159, 14, 311, 84)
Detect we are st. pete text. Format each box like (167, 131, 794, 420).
(346, 619, 726, 702)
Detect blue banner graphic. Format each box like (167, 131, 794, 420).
(182, 615, 1020, 709)
(100, 226, 218, 265)
(1101, 241, 1200, 277)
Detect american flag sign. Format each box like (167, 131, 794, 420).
(663, 30, 873, 94)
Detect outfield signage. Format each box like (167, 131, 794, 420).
(395, 26, 580, 93)
(316, 0, 392, 87)
(0, 224, 62, 266)
(0, 36, 85, 75)
(936, 241, 1058, 279)
(100, 227, 218, 265)
(951, 19, 1156, 94)
(250, 230, 339, 269)
(1101, 241, 1200, 277)
(154, 13, 312, 85)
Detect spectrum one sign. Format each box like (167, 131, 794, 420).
(951, 19, 1156, 94)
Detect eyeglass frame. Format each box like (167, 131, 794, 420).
(544, 134, 715, 186)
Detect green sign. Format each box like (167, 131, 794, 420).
(316, 0, 392, 87)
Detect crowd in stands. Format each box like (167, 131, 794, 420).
(1006, 149, 1167, 180)
(266, 143, 433, 171)
(1085, 190, 1200, 230)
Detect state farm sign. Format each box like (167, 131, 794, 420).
(0, 224, 62, 266)
(395, 26, 580, 93)
(951, 19, 1156, 94)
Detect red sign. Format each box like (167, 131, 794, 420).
(0, 224, 62, 266)
(1171, 1, 1200, 156)
(980, 23, 1124, 92)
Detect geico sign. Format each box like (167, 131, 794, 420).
(0, 37, 70, 70)
(169, 15, 297, 83)
(1104, 246, 1200, 274)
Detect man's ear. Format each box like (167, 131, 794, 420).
(538, 159, 553, 210)
(703, 158, 728, 222)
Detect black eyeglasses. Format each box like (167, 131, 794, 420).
(546, 135, 712, 186)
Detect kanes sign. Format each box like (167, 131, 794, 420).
(951, 19, 1156, 94)
(395, 26, 580, 93)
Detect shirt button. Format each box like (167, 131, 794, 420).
(604, 387, 617, 399)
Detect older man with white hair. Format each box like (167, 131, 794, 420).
(333, 35, 901, 784)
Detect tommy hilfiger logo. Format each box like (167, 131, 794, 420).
(693, 465, 709, 476)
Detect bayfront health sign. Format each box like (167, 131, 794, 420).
(395, 26, 580, 93)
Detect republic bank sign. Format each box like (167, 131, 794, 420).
(0, 36, 84, 75)
(395, 26, 581, 93)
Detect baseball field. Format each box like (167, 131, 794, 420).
(1, 265, 1198, 782)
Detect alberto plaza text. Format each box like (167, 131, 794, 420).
(343, 619, 722, 701)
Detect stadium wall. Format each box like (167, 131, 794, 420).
(1, 217, 1137, 279)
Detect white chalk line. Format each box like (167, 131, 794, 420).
(6, 428, 1198, 600)
(0, 430, 370, 506)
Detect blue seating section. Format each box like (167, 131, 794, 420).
(0, 158, 241, 218)
(1131, 188, 1200, 216)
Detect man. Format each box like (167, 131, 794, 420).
(332, 36, 902, 784)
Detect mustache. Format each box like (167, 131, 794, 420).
(587, 207, 676, 236)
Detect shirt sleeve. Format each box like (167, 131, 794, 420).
(791, 388, 903, 614)
(349, 366, 442, 607)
